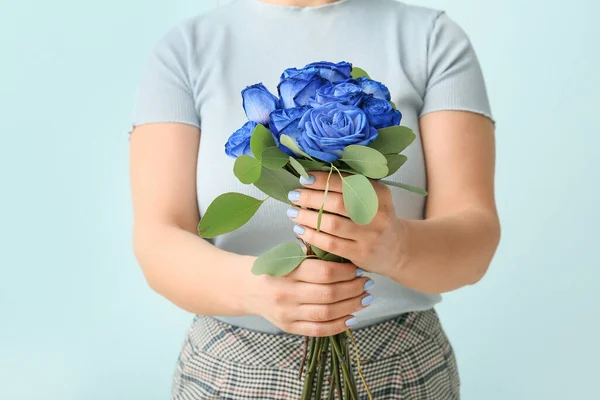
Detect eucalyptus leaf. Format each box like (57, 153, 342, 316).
(350, 67, 371, 79)
(253, 166, 302, 204)
(369, 126, 416, 155)
(390, 100, 397, 110)
(289, 157, 309, 179)
(261, 146, 289, 169)
(341, 145, 388, 179)
(233, 155, 262, 184)
(252, 242, 310, 277)
(298, 159, 327, 171)
(380, 180, 428, 196)
(384, 154, 407, 177)
(280, 134, 315, 160)
(341, 174, 379, 225)
(322, 253, 344, 262)
(250, 124, 276, 160)
(310, 245, 328, 259)
(197, 193, 266, 238)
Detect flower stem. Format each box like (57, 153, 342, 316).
(298, 336, 309, 379)
(301, 337, 318, 400)
(346, 330, 373, 400)
(331, 341, 342, 399)
(331, 334, 358, 400)
(315, 338, 329, 399)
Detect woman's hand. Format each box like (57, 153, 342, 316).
(287, 172, 406, 276)
(246, 258, 374, 336)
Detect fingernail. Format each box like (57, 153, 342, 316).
(361, 294, 374, 307)
(364, 280, 375, 291)
(355, 268, 364, 277)
(288, 190, 301, 202)
(345, 317, 358, 327)
(300, 174, 316, 185)
(293, 224, 305, 235)
(287, 208, 299, 218)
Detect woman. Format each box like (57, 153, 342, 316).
(129, 0, 500, 398)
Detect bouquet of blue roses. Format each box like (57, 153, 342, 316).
(197, 61, 426, 400)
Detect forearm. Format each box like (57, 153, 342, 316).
(133, 222, 257, 316)
(391, 208, 500, 294)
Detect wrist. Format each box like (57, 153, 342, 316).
(233, 255, 265, 316)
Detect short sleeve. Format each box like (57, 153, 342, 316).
(420, 13, 493, 121)
(130, 26, 200, 129)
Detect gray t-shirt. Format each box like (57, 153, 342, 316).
(131, 0, 492, 333)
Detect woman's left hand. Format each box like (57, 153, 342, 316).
(287, 171, 407, 276)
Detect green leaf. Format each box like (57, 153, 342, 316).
(253, 166, 302, 204)
(310, 245, 328, 259)
(390, 100, 397, 110)
(380, 180, 428, 196)
(341, 145, 388, 179)
(250, 124, 276, 160)
(341, 174, 379, 225)
(280, 134, 315, 160)
(322, 253, 344, 262)
(197, 193, 266, 238)
(261, 146, 289, 169)
(369, 126, 416, 154)
(233, 155, 262, 184)
(252, 242, 309, 277)
(289, 157, 309, 179)
(350, 67, 371, 79)
(298, 159, 327, 171)
(384, 154, 407, 176)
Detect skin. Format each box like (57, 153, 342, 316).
(129, 0, 500, 338)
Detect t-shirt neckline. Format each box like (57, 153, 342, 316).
(245, 0, 354, 13)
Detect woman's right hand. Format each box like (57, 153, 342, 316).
(245, 259, 374, 336)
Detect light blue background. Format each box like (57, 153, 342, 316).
(1, 0, 598, 399)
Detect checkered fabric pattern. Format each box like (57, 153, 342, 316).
(171, 309, 459, 399)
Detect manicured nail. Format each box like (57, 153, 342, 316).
(345, 317, 358, 327)
(361, 294, 374, 307)
(293, 224, 305, 235)
(287, 208, 299, 218)
(300, 174, 316, 185)
(288, 190, 301, 202)
(355, 268, 365, 277)
(364, 280, 374, 291)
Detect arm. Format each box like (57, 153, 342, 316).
(130, 122, 255, 316)
(391, 110, 500, 294)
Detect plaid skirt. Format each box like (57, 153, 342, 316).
(171, 309, 460, 399)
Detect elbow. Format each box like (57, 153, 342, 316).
(469, 215, 502, 286)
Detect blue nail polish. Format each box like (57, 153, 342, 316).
(293, 224, 305, 235)
(300, 174, 316, 185)
(345, 317, 358, 327)
(287, 208, 299, 218)
(288, 190, 301, 202)
(364, 280, 375, 291)
(361, 295, 374, 307)
(355, 268, 365, 277)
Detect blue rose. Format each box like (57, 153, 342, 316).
(269, 106, 311, 155)
(225, 121, 256, 158)
(278, 68, 329, 109)
(313, 81, 367, 107)
(242, 83, 280, 126)
(361, 96, 402, 129)
(355, 77, 391, 101)
(303, 61, 353, 82)
(297, 103, 378, 162)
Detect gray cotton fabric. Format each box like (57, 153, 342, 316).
(130, 0, 492, 334)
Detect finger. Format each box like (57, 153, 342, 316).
(288, 189, 348, 217)
(293, 224, 355, 258)
(288, 207, 358, 240)
(288, 258, 362, 284)
(288, 315, 358, 337)
(299, 171, 343, 193)
(298, 292, 374, 323)
(293, 277, 371, 304)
